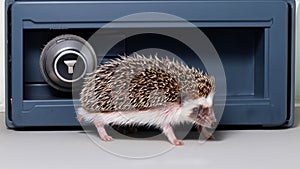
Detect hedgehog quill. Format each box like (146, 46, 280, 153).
(77, 54, 216, 145)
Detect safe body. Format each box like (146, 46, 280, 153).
(5, 0, 295, 128)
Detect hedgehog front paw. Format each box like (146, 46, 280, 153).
(172, 139, 184, 146)
(162, 124, 184, 146)
(198, 126, 215, 140)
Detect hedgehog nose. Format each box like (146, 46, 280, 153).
(211, 122, 217, 128)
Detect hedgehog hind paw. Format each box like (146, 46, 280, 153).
(94, 119, 113, 141)
(102, 135, 113, 141)
(77, 114, 83, 122)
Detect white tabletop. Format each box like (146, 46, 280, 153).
(0, 108, 300, 169)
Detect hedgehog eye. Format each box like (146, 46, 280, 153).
(192, 107, 199, 114)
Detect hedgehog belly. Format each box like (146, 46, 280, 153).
(77, 102, 187, 127)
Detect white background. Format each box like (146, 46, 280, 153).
(0, 1, 299, 112)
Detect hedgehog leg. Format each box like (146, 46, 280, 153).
(197, 126, 215, 140)
(162, 124, 184, 146)
(94, 119, 112, 141)
(77, 114, 83, 122)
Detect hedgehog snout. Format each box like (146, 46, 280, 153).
(194, 105, 217, 128)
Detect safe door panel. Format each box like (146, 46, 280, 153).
(7, 1, 291, 127)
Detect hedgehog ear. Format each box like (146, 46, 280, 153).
(181, 95, 191, 103)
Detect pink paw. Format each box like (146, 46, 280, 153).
(172, 139, 184, 146)
(207, 135, 215, 140)
(101, 135, 113, 141)
(201, 133, 215, 140)
(77, 114, 83, 122)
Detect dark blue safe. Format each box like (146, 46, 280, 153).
(5, 0, 295, 128)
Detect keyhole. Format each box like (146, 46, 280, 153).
(64, 60, 77, 74)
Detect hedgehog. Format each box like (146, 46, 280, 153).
(77, 54, 216, 145)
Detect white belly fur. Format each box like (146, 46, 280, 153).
(77, 104, 191, 127)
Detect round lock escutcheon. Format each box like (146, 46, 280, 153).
(40, 34, 97, 92)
